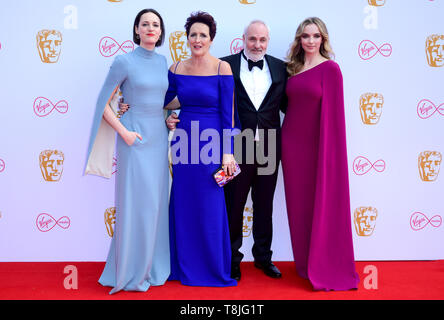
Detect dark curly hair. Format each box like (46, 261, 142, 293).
(133, 8, 165, 47)
(184, 11, 217, 41)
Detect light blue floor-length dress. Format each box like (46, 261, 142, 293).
(86, 46, 170, 294)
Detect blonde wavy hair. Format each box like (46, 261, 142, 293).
(286, 17, 334, 76)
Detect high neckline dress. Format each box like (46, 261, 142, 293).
(86, 46, 171, 294)
(281, 60, 360, 291)
(164, 69, 239, 287)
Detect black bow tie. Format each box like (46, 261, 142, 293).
(242, 51, 264, 71)
(248, 59, 264, 71)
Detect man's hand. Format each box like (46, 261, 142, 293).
(166, 112, 180, 130)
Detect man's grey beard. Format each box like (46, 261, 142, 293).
(244, 49, 266, 62)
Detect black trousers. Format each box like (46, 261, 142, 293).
(224, 139, 280, 266)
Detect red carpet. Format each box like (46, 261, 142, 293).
(0, 261, 443, 300)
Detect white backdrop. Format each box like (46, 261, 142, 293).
(0, 0, 443, 262)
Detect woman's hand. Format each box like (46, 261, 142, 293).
(122, 130, 142, 146)
(222, 154, 237, 176)
(118, 101, 130, 117)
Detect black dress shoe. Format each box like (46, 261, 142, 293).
(231, 265, 241, 281)
(254, 261, 282, 278)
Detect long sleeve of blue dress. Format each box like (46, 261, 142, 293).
(164, 70, 177, 107)
(219, 76, 240, 155)
(85, 55, 127, 177)
(219, 76, 235, 155)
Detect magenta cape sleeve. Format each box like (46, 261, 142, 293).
(308, 62, 360, 291)
(84, 55, 127, 178)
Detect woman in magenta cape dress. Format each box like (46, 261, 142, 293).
(281, 17, 359, 291)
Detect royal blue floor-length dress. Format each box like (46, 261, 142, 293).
(165, 63, 238, 287)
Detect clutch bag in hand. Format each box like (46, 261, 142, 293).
(213, 163, 241, 187)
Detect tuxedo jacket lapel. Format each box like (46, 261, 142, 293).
(257, 54, 278, 111)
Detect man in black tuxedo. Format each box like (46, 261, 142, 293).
(221, 20, 287, 280)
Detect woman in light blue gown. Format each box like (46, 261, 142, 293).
(84, 9, 170, 294)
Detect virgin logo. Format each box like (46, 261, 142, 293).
(230, 38, 243, 55)
(417, 99, 444, 119)
(358, 40, 392, 60)
(352, 156, 386, 175)
(99, 36, 134, 57)
(33, 97, 68, 117)
(0, 159, 5, 173)
(410, 212, 442, 231)
(112, 156, 117, 175)
(36, 213, 71, 232)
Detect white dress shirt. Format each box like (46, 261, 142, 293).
(240, 52, 272, 140)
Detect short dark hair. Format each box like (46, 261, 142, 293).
(184, 11, 217, 41)
(133, 8, 165, 47)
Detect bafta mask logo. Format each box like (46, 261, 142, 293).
(230, 38, 244, 55)
(354, 206, 378, 237)
(359, 92, 384, 125)
(239, 0, 256, 4)
(426, 34, 444, 67)
(104, 207, 116, 237)
(368, 0, 386, 6)
(418, 151, 442, 182)
(168, 150, 173, 177)
(243, 207, 253, 237)
(36, 30, 62, 63)
(39, 150, 64, 182)
(169, 31, 191, 63)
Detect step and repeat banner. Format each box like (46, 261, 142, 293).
(0, 0, 443, 261)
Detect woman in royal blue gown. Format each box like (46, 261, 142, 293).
(164, 11, 239, 286)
